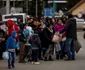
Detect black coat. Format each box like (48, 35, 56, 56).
(60, 18, 77, 39)
(42, 28, 53, 49)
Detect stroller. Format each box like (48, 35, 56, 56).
(24, 42, 32, 62)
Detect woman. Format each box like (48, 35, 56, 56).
(54, 19, 66, 60)
(42, 23, 54, 61)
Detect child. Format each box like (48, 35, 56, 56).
(29, 30, 41, 65)
(6, 31, 17, 69)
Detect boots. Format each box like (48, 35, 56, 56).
(44, 57, 48, 61)
(56, 55, 59, 60)
(48, 56, 53, 61)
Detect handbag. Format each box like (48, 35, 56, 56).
(52, 34, 60, 43)
(74, 40, 82, 53)
(83, 32, 85, 39)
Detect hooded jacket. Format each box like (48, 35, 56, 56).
(6, 31, 16, 51)
(6, 20, 15, 36)
(60, 18, 77, 38)
(29, 34, 41, 50)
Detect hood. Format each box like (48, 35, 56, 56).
(32, 34, 38, 41)
(26, 26, 34, 35)
(6, 20, 14, 27)
(11, 31, 16, 37)
(26, 26, 32, 32)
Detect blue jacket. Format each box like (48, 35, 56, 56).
(24, 29, 29, 37)
(6, 31, 16, 51)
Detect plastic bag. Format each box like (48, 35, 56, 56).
(2, 52, 9, 60)
(52, 34, 60, 43)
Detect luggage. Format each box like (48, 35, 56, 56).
(74, 40, 82, 53)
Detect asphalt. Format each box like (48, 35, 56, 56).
(0, 32, 85, 70)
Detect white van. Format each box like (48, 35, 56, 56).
(2, 13, 26, 23)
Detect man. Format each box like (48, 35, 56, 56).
(19, 30, 27, 63)
(17, 17, 24, 31)
(60, 13, 77, 60)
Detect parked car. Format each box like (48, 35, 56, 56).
(75, 18, 85, 30)
(2, 13, 26, 24)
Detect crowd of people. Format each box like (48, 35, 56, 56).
(0, 13, 78, 69)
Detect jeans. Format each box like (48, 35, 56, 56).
(59, 41, 66, 56)
(32, 49, 38, 62)
(8, 52, 15, 67)
(65, 38, 75, 60)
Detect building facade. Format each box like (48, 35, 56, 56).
(0, 0, 24, 14)
(69, 0, 85, 15)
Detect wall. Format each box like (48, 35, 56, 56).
(72, 2, 85, 15)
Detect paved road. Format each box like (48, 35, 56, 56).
(0, 32, 85, 70)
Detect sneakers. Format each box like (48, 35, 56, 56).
(12, 65, 15, 68)
(31, 62, 40, 65)
(31, 62, 34, 64)
(44, 57, 48, 61)
(34, 62, 40, 65)
(8, 66, 11, 69)
(8, 65, 15, 69)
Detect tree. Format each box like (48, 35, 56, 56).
(66, 0, 80, 9)
(23, 0, 43, 17)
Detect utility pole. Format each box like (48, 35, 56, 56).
(53, 0, 56, 16)
(36, 0, 38, 17)
(26, 0, 28, 14)
(6, 0, 10, 14)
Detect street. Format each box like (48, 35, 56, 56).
(0, 32, 85, 70)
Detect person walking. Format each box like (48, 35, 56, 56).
(6, 31, 17, 69)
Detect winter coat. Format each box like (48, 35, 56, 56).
(14, 25, 20, 42)
(6, 31, 16, 52)
(6, 20, 15, 36)
(54, 24, 66, 38)
(17, 22, 24, 31)
(60, 18, 77, 39)
(29, 34, 41, 50)
(42, 28, 54, 49)
(15, 25, 20, 33)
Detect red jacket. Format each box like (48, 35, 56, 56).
(6, 20, 15, 36)
(15, 25, 20, 33)
(14, 24, 20, 42)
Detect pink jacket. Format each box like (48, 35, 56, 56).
(54, 24, 66, 38)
